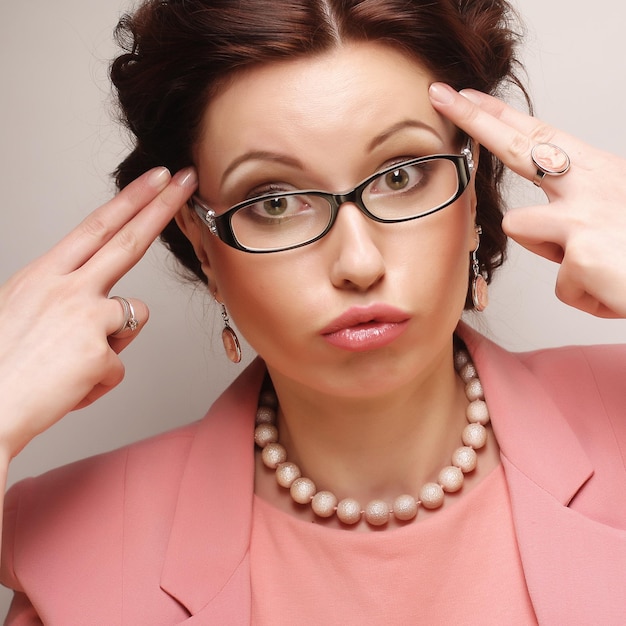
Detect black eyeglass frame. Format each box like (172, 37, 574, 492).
(190, 143, 475, 253)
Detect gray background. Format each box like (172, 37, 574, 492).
(1, 0, 625, 614)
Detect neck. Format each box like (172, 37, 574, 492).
(266, 349, 467, 503)
(254, 344, 501, 530)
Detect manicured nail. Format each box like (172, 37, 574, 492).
(148, 166, 171, 188)
(459, 89, 482, 105)
(176, 167, 198, 188)
(429, 82, 455, 105)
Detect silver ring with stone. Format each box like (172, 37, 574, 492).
(110, 296, 139, 336)
(531, 143, 571, 187)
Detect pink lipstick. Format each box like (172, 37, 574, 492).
(321, 304, 410, 352)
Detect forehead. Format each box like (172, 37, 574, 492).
(197, 42, 455, 181)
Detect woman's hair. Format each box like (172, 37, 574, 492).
(111, 0, 527, 307)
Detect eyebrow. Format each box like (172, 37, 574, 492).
(221, 152, 303, 185)
(367, 120, 443, 151)
(221, 120, 442, 184)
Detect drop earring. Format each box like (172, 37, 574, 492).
(220, 303, 242, 363)
(471, 226, 488, 312)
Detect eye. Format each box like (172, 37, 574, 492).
(370, 162, 429, 196)
(384, 167, 412, 191)
(239, 192, 315, 225)
(263, 197, 290, 216)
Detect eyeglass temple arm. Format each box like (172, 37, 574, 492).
(461, 137, 475, 175)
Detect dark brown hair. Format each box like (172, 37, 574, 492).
(111, 0, 527, 307)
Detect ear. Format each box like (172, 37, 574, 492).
(174, 203, 218, 290)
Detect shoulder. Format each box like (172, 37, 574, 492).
(3, 356, 267, 527)
(518, 343, 626, 411)
(461, 323, 626, 410)
(1, 357, 265, 595)
(1, 421, 209, 621)
(520, 342, 626, 439)
(5, 418, 201, 513)
(461, 322, 626, 455)
(1, 420, 200, 591)
(518, 341, 626, 376)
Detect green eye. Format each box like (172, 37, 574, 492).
(263, 197, 289, 215)
(384, 168, 410, 191)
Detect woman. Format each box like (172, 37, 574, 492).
(0, 0, 625, 623)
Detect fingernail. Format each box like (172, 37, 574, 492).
(459, 89, 482, 105)
(429, 82, 455, 105)
(148, 166, 171, 188)
(176, 167, 198, 188)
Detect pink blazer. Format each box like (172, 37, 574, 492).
(2, 324, 625, 625)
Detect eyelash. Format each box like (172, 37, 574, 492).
(246, 183, 293, 200)
(243, 154, 428, 199)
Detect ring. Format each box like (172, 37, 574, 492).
(531, 143, 571, 187)
(110, 296, 139, 336)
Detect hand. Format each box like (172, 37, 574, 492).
(0, 167, 198, 459)
(430, 82, 626, 319)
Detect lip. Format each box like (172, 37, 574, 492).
(321, 304, 410, 352)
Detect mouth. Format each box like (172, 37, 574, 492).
(321, 304, 410, 352)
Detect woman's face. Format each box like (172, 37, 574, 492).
(183, 42, 478, 398)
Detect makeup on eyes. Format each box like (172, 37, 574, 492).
(215, 129, 450, 209)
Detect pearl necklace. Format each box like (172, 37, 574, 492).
(254, 348, 490, 527)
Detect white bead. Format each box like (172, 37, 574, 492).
(255, 406, 276, 425)
(290, 477, 316, 504)
(462, 423, 487, 449)
(452, 446, 477, 473)
(254, 423, 278, 448)
(261, 443, 286, 469)
(336, 498, 362, 525)
(465, 378, 484, 401)
(466, 399, 490, 425)
(393, 495, 418, 521)
(438, 465, 464, 492)
(419, 482, 444, 509)
(459, 362, 477, 383)
(311, 491, 338, 518)
(454, 349, 470, 372)
(275, 462, 301, 488)
(364, 500, 390, 526)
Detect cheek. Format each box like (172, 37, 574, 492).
(413, 200, 473, 275)
(206, 243, 313, 328)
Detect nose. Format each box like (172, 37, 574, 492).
(328, 203, 386, 291)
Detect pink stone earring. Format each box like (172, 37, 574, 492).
(220, 303, 242, 363)
(471, 226, 488, 312)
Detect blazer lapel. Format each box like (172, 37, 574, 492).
(460, 324, 593, 503)
(159, 358, 266, 622)
(502, 458, 626, 625)
(460, 324, 626, 625)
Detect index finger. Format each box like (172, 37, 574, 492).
(82, 167, 198, 290)
(428, 83, 580, 189)
(44, 167, 173, 274)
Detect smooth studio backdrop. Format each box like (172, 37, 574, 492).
(1, 0, 625, 614)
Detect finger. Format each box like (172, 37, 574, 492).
(554, 265, 620, 319)
(456, 90, 549, 137)
(429, 83, 576, 190)
(106, 296, 149, 339)
(82, 167, 198, 289)
(502, 205, 567, 263)
(45, 167, 173, 274)
(76, 301, 149, 412)
(73, 355, 127, 411)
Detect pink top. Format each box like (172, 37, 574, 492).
(250, 464, 537, 624)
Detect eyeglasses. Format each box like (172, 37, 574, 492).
(190, 143, 474, 253)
